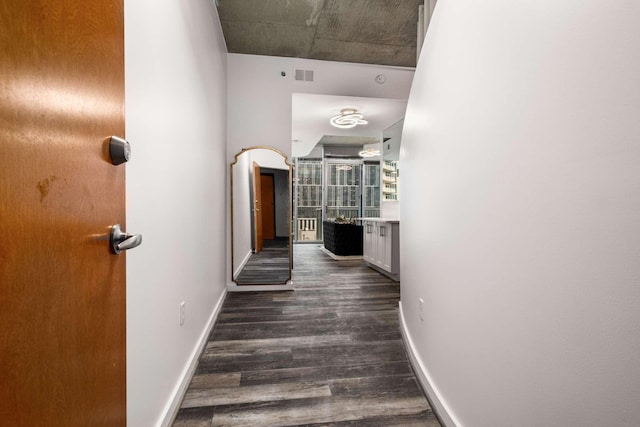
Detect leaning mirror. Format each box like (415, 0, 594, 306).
(231, 146, 292, 285)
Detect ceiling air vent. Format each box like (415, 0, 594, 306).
(294, 69, 314, 82)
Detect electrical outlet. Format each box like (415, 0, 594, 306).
(180, 301, 186, 326)
(419, 298, 424, 321)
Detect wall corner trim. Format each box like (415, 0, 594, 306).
(158, 289, 228, 427)
(398, 301, 461, 427)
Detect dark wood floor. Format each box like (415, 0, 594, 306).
(235, 239, 290, 285)
(173, 244, 440, 426)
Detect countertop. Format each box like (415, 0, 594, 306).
(357, 218, 400, 223)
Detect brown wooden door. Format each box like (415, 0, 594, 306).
(253, 162, 263, 253)
(261, 174, 276, 240)
(0, 1, 127, 425)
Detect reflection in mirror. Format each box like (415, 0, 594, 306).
(231, 147, 292, 285)
(382, 119, 403, 202)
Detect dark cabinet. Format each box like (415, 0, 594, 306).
(322, 221, 363, 256)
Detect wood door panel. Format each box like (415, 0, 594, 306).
(0, 1, 126, 425)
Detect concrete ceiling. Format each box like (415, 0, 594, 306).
(216, 0, 421, 67)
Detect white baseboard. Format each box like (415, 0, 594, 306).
(398, 301, 460, 427)
(158, 289, 227, 427)
(227, 281, 294, 292)
(233, 250, 253, 280)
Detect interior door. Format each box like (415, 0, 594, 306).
(0, 1, 127, 425)
(261, 174, 276, 240)
(253, 162, 263, 253)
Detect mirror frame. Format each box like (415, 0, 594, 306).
(230, 146, 293, 285)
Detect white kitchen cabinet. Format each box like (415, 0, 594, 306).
(361, 219, 399, 281)
(363, 221, 377, 263)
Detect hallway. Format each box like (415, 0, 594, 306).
(173, 244, 439, 426)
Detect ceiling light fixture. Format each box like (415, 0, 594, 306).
(358, 148, 381, 158)
(330, 108, 368, 129)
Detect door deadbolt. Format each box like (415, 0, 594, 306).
(109, 136, 131, 165)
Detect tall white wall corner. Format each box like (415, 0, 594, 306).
(428, 0, 437, 20)
(398, 301, 461, 427)
(417, 0, 438, 62)
(417, 5, 424, 63)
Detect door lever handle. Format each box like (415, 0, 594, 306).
(110, 224, 143, 254)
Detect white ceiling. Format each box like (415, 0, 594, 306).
(291, 93, 407, 157)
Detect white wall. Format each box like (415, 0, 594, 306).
(124, 0, 227, 425)
(227, 54, 415, 159)
(380, 200, 399, 220)
(232, 153, 251, 278)
(231, 148, 290, 279)
(400, 1, 640, 426)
